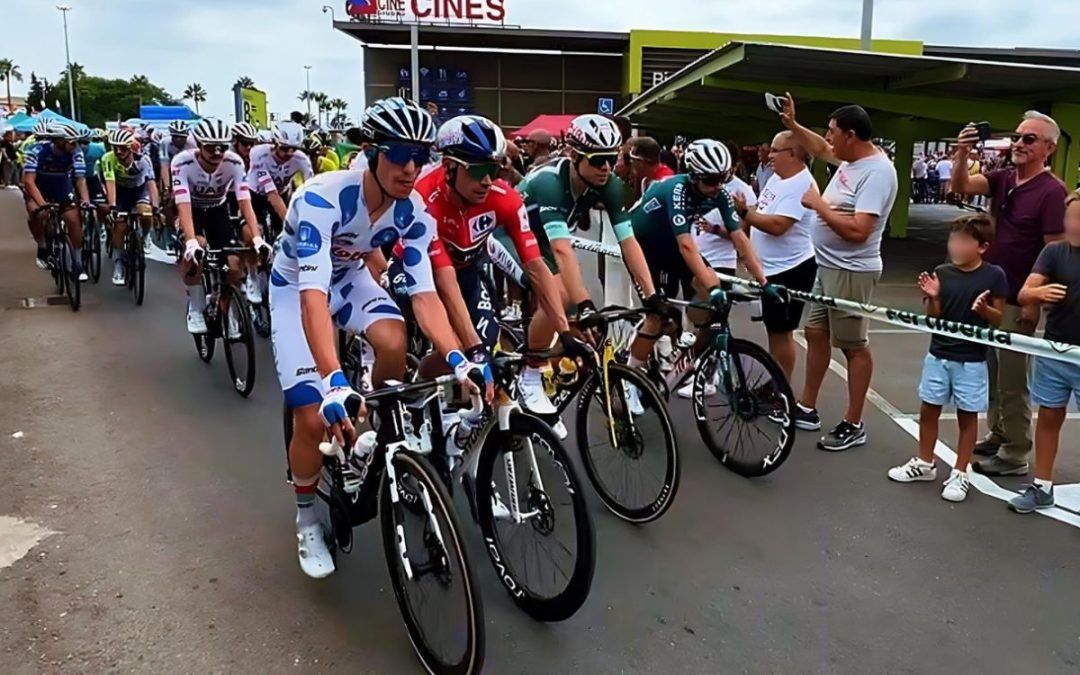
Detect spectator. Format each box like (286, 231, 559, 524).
(663, 147, 681, 174)
(733, 130, 818, 381)
(628, 137, 675, 195)
(0, 127, 18, 187)
(912, 154, 928, 203)
(1007, 191, 1080, 512)
(781, 97, 898, 451)
(523, 129, 552, 170)
(951, 111, 1068, 476)
(754, 142, 774, 193)
(888, 215, 1007, 502)
(936, 155, 952, 202)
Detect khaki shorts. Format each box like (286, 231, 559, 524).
(805, 267, 881, 349)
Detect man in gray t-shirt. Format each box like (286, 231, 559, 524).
(781, 98, 898, 452)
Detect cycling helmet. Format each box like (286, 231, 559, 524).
(256, 130, 272, 144)
(77, 126, 93, 141)
(168, 120, 189, 136)
(32, 119, 54, 138)
(231, 122, 258, 142)
(684, 139, 732, 176)
(303, 133, 323, 151)
(92, 128, 107, 141)
(52, 122, 82, 142)
(272, 121, 305, 149)
(108, 128, 136, 147)
(191, 118, 232, 145)
(436, 115, 506, 163)
(363, 97, 435, 145)
(566, 114, 622, 153)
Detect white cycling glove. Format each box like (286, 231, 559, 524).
(184, 238, 203, 262)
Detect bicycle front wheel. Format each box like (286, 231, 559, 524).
(575, 363, 680, 523)
(128, 236, 146, 306)
(222, 286, 256, 397)
(476, 412, 595, 622)
(380, 451, 485, 675)
(693, 338, 796, 477)
(62, 241, 80, 312)
(86, 217, 102, 283)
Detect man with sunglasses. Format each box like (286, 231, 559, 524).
(172, 118, 260, 336)
(271, 97, 484, 578)
(102, 128, 161, 285)
(950, 111, 1068, 477)
(23, 121, 91, 277)
(230, 122, 259, 169)
(515, 113, 663, 419)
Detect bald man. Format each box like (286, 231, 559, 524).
(524, 130, 552, 169)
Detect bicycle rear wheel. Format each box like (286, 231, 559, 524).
(693, 338, 795, 477)
(222, 286, 256, 397)
(380, 451, 484, 675)
(475, 412, 595, 622)
(575, 363, 679, 523)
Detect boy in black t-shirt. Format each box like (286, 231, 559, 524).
(1009, 191, 1080, 514)
(888, 215, 1007, 502)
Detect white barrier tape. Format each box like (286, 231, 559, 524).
(569, 235, 1080, 366)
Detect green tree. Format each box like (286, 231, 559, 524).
(313, 92, 329, 126)
(0, 59, 23, 112)
(234, 76, 256, 90)
(50, 70, 177, 127)
(25, 72, 52, 112)
(183, 83, 207, 114)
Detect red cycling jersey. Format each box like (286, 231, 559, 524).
(405, 165, 541, 272)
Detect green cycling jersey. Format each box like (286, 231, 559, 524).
(100, 151, 155, 190)
(630, 173, 739, 264)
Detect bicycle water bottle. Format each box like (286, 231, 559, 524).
(750, 299, 764, 322)
(556, 357, 578, 387)
(343, 430, 377, 494)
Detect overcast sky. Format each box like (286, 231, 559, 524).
(5, 0, 1080, 123)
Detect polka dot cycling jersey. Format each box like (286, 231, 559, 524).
(271, 169, 438, 296)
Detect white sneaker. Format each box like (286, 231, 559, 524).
(941, 470, 970, 502)
(111, 263, 125, 286)
(242, 275, 262, 304)
(187, 308, 208, 334)
(887, 457, 937, 483)
(677, 376, 717, 400)
(296, 522, 336, 579)
(35, 257, 49, 271)
(226, 309, 242, 340)
(78, 271, 89, 282)
(622, 381, 645, 416)
(519, 375, 558, 416)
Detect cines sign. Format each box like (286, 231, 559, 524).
(346, 0, 506, 22)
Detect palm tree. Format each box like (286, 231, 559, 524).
(298, 90, 314, 119)
(234, 76, 255, 90)
(313, 92, 329, 126)
(0, 59, 23, 112)
(130, 74, 150, 87)
(183, 82, 207, 114)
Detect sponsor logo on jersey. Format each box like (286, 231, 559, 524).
(673, 214, 687, 228)
(469, 211, 496, 239)
(296, 223, 322, 258)
(539, 205, 560, 214)
(642, 197, 662, 214)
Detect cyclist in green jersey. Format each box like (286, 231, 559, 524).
(102, 128, 160, 285)
(514, 114, 667, 419)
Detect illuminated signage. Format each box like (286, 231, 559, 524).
(346, 0, 506, 23)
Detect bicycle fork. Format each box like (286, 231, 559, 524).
(384, 441, 449, 582)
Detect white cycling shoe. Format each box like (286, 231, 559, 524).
(297, 522, 336, 579)
(111, 264, 126, 286)
(622, 382, 646, 416)
(519, 377, 558, 416)
(187, 308, 208, 335)
(242, 275, 262, 304)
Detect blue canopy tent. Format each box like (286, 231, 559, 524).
(2, 111, 31, 131)
(12, 109, 90, 134)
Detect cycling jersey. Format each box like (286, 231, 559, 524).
(160, 135, 197, 166)
(101, 151, 154, 189)
(24, 141, 86, 180)
(247, 144, 313, 196)
(170, 149, 250, 208)
(517, 157, 631, 271)
(83, 142, 106, 179)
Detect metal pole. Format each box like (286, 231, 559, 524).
(57, 5, 76, 119)
(410, 23, 420, 103)
(304, 65, 312, 117)
(860, 0, 874, 51)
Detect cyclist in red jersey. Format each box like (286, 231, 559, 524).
(388, 115, 588, 380)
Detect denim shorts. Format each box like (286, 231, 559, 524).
(917, 354, 989, 412)
(1030, 356, 1080, 410)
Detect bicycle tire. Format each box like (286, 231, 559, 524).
(194, 330, 215, 363)
(63, 242, 80, 312)
(476, 412, 595, 621)
(575, 362, 679, 523)
(379, 451, 485, 675)
(692, 338, 795, 478)
(86, 216, 102, 283)
(130, 236, 146, 306)
(222, 286, 256, 397)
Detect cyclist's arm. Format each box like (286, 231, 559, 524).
(148, 178, 160, 209)
(550, 237, 591, 306)
(300, 289, 341, 378)
(502, 197, 570, 331)
(171, 164, 197, 242)
(605, 179, 656, 298)
(268, 191, 288, 223)
(105, 179, 117, 208)
(525, 260, 570, 332)
(434, 264, 483, 350)
(22, 171, 45, 208)
(233, 178, 258, 244)
(616, 235, 656, 298)
(72, 151, 89, 203)
(729, 229, 768, 286)
(399, 204, 465, 358)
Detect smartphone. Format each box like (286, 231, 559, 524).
(765, 92, 787, 114)
(974, 121, 992, 142)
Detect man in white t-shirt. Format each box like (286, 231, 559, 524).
(935, 157, 952, 202)
(781, 98, 898, 452)
(733, 130, 817, 382)
(696, 168, 757, 273)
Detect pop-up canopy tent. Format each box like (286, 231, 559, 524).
(10, 109, 89, 134)
(138, 104, 198, 122)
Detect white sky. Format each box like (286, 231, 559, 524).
(5, 0, 1080, 123)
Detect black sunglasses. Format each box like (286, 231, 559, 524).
(236, 139, 254, 148)
(582, 151, 618, 168)
(201, 144, 229, 154)
(696, 174, 724, 187)
(1009, 133, 1043, 146)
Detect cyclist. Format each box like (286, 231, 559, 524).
(23, 121, 90, 278)
(159, 120, 196, 187)
(271, 97, 482, 579)
(80, 127, 108, 224)
(172, 118, 260, 335)
(628, 139, 776, 399)
(514, 113, 666, 417)
(102, 128, 161, 285)
(231, 122, 259, 170)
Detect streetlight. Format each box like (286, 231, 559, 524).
(860, 0, 874, 51)
(56, 5, 76, 119)
(304, 65, 313, 117)
(321, 5, 336, 22)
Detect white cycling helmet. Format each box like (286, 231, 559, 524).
(272, 121, 305, 149)
(51, 122, 82, 142)
(363, 97, 436, 145)
(566, 114, 622, 153)
(108, 128, 136, 147)
(256, 130, 272, 144)
(684, 139, 732, 177)
(32, 119, 54, 138)
(232, 122, 258, 142)
(191, 118, 232, 145)
(168, 120, 189, 136)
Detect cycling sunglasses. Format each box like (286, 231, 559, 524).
(449, 157, 500, 181)
(201, 143, 229, 154)
(696, 174, 724, 187)
(236, 139, 255, 148)
(379, 142, 432, 167)
(580, 151, 618, 168)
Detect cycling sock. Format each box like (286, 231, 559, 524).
(187, 287, 207, 312)
(522, 366, 543, 385)
(628, 354, 647, 369)
(295, 480, 319, 528)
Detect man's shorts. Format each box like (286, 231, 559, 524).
(192, 204, 238, 249)
(270, 265, 403, 409)
(34, 176, 76, 207)
(918, 354, 989, 413)
(763, 257, 817, 334)
(116, 184, 150, 214)
(805, 266, 880, 349)
(1030, 356, 1080, 410)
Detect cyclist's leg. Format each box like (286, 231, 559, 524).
(332, 268, 406, 387)
(628, 254, 677, 369)
(24, 197, 48, 264)
(59, 196, 84, 274)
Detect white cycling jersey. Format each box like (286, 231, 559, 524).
(171, 149, 250, 208)
(247, 144, 314, 196)
(161, 134, 197, 166)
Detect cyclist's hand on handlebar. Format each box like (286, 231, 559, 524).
(643, 293, 681, 326)
(762, 282, 788, 303)
(574, 299, 601, 344)
(448, 349, 484, 400)
(184, 238, 203, 263)
(252, 235, 274, 261)
(318, 370, 363, 449)
(559, 330, 595, 364)
(79, 201, 92, 211)
(707, 284, 727, 308)
(464, 344, 495, 403)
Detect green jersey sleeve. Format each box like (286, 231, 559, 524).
(709, 188, 741, 233)
(600, 175, 633, 242)
(100, 152, 117, 182)
(520, 169, 572, 241)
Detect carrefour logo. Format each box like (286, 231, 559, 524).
(469, 211, 496, 239)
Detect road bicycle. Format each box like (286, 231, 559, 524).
(40, 203, 80, 312)
(191, 245, 257, 397)
(108, 211, 147, 306)
(81, 205, 102, 284)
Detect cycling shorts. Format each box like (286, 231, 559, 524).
(270, 265, 403, 409)
(86, 176, 105, 203)
(34, 176, 75, 206)
(251, 192, 284, 240)
(116, 184, 151, 213)
(192, 204, 237, 249)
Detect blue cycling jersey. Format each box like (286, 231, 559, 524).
(82, 142, 106, 179)
(24, 141, 86, 180)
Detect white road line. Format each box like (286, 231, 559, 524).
(896, 411, 1080, 421)
(793, 335, 1080, 528)
(0, 516, 55, 570)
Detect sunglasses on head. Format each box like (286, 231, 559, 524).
(1010, 133, 1042, 146)
(696, 174, 724, 187)
(201, 143, 229, 154)
(581, 151, 618, 168)
(379, 142, 432, 167)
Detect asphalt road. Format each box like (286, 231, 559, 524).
(1, 187, 1079, 674)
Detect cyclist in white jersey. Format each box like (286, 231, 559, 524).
(172, 118, 261, 335)
(272, 97, 483, 579)
(247, 121, 313, 232)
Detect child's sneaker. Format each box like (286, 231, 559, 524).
(941, 469, 970, 502)
(887, 457, 936, 483)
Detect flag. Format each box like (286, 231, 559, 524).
(346, 0, 377, 16)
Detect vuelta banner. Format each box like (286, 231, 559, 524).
(233, 87, 268, 129)
(568, 236, 1080, 366)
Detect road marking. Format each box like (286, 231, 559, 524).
(0, 516, 55, 569)
(794, 335, 1080, 528)
(897, 411, 1080, 421)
